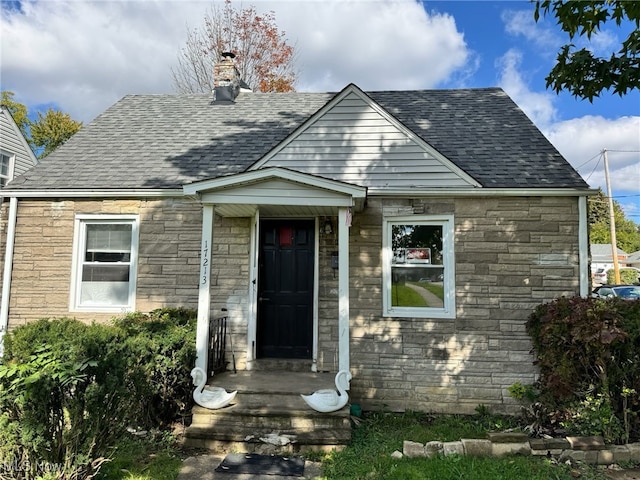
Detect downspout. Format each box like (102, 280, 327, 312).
(578, 195, 589, 298)
(0, 197, 18, 356)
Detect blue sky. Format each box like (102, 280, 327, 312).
(1, 0, 639, 221)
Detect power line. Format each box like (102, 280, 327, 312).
(576, 151, 602, 170)
(584, 153, 603, 183)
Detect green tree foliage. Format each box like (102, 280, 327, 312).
(1, 91, 30, 136)
(588, 189, 640, 253)
(534, 1, 640, 101)
(30, 108, 82, 159)
(0, 91, 82, 159)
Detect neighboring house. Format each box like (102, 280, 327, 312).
(627, 251, 640, 269)
(0, 106, 38, 189)
(591, 243, 629, 272)
(0, 58, 593, 414)
(0, 106, 38, 349)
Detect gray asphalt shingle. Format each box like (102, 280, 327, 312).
(6, 87, 588, 191)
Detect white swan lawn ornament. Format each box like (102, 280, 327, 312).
(190, 367, 237, 410)
(301, 370, 352, 413)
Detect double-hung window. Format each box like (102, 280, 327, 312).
(0, 151, 15, 188)
(383, 215, 455, 318)
(71, 215, 139, 312)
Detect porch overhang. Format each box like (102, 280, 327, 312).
(182, 167, 367, 216)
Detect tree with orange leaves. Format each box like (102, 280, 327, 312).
(171, 0, 297, 93)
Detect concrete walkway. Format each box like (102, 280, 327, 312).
(178, 453, 324, 480)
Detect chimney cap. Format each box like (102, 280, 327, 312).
(221, 52, 236, 59)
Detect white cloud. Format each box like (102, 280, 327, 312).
(282, 1, 469, 92)
(496, 49, 557, 127)
(1, 0, 469, 122)
(495, 46, 640, 216)
(501, 9, 559, 53)
(1, 0, 209, 122)
(545, 115, 640, 194)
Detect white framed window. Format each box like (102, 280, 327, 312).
(0, 151, 15, 188)
(382, 214, 455, 318)
(70, 215, 139, 312)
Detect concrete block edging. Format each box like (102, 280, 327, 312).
(401, 435, 640, 465)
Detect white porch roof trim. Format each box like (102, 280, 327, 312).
(183, 167, 367, 217)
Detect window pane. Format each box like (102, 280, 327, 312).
(391, 224, 445, 308)
(85, 251, 131, 262)
(86, 224, 132, 252)
(82, 265, 130, 282)
(80, 280, 130, 305)
(0, 154, 9, 176)
(78, 221, 134, 308)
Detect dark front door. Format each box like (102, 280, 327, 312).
(257, 219, 314, 359)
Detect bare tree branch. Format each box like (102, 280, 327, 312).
(171, 1, 298, 93)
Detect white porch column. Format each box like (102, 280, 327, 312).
(195, 204, 214, 381)
(338, 207, 351, 383)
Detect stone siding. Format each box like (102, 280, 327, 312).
(348, 196, 581, 414)
(4, 198, 203, 328)
(2, 194, 583, 415)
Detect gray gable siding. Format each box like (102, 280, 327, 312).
(0, 108, 37, 181)
(258, 91, 475, 189)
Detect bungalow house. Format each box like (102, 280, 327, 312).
(0, 59, 592, 431)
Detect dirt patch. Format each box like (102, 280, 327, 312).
(605, 468, 640, 479)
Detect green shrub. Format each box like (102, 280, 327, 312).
(526, 296, 640, 443)
(0, 308, 197, 479)
(113, 307, 197, 428)
(0, 318, 132, 479)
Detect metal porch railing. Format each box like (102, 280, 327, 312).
(208, 314, 228, 376)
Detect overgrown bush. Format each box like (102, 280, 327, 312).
(113, 307, 197, 428)
(0, 308, 196, 479)
(526, 296, 640, 443)
(0, 318, 131, 479)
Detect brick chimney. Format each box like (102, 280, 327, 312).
(213, 52, 241, 103)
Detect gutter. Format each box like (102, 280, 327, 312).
(366, 187, 598, 197)
(0, 197, 18, 356)
(0, 189, 183, 198)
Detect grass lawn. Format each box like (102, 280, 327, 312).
(321, 411, 610, 480)
(391, 284, 427, 307)
(97, 432, 182, 480)
(104, 412, 614, 480)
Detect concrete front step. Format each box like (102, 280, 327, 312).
(183, 371, 352, 452)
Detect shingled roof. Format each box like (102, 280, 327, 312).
(6, 86, 588, 191)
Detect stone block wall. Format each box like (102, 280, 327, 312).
(4, 197, 204, 328)
(348, 195, 581, 414)
(2, 193, 584, 416)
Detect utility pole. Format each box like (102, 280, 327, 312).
(603, 149, 621, 284)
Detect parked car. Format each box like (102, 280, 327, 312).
(592, 284, 640, 300)
(593, 267, 640, 285)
